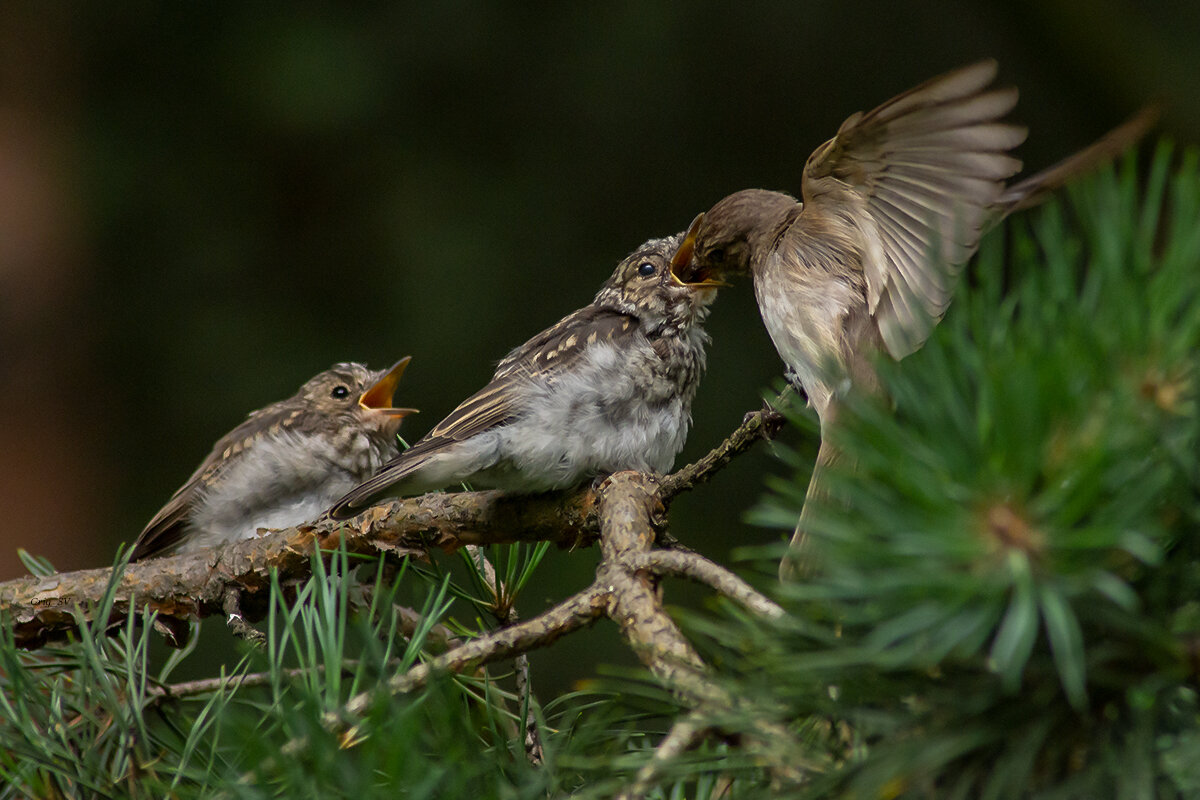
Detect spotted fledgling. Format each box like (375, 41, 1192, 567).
(328, 235, 720, 519)
(131, 360, 415, 560)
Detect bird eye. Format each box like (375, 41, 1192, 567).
(707, 248, 726, 265)
(331, 385, 350, 399)
(637, 262, 656, 277)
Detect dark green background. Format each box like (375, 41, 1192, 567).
(2, 2, 1196, 686)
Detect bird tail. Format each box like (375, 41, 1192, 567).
(994, 105, 1159, 217)
(779, 436, 844, 581)
(327, 454, 426, 520)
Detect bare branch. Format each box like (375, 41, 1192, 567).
(629, 549, 784, 619)
(658, 394, 788, 502)
(0, 487, 600, 648)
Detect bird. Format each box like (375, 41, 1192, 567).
(667, 59, 1155, 579)
(328, 234, 721, 520)
(130, 359, 416, 561)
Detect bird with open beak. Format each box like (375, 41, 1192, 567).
(668, 59, 1154, 579)
(328, 234, 720, 520)
(131, 359, 416, 561)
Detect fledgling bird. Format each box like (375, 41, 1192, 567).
(668, 59, 1154, 578)
(130, 359, 416, 561)
(328, 235, 720, 520)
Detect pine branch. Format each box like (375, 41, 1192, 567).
(286, 472, 817, 793)
(658, 394, 789, 502)
(0, 406, 779, 650)
(5, 406, 795, 793)
(0, 486, 599, 649)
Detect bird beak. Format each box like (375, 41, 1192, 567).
(669, 213, 729, 288)
(359, 356, 419, 417)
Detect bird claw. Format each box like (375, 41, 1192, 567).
(744, 401, 786, 441)
(760, 407, 787, 440)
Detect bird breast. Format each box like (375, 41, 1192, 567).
(493, 330, 707, 488)
(753, 248, 865, 419)
(187, 428, 392, 548)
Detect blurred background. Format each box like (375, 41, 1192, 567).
(1, 2, 1197, 686)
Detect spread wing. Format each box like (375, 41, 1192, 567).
(129, 403, 297, 561)
(793, 59, 1026, 359)
(327, 307, 640, 518)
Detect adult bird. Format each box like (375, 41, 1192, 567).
(668, 59, 1154, 578)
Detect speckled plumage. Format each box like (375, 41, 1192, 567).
(131, 361, 414, 560)
(329, 235, 715, 519)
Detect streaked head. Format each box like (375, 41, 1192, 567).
(595, 233, 720, 331)
(299, 359, 417, 437)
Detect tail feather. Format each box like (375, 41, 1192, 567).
(327, 454, 426, 520)
(995, 105, 1159, 216)
(779, 436, 845, 581)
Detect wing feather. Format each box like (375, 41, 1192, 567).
(794, 59, 1026, 359)
(327, 308, 641, 518)
(130, 402, 301, 560)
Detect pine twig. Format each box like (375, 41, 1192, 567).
(616, 710, 709, 800)
(466, 544, 545, 766)
(658, 392, 789, 503)
(346, 588, 607, 711)
(629, 550, 784, 619)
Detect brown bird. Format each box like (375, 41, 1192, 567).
(668, 60, 1154, 579)
(328, 234, 719, 520)
(130, 359, 416, 561)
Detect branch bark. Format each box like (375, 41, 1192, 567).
(0, 487, 599, 648)
(320, 472, 814, 794)
(0, 402, 782, 649)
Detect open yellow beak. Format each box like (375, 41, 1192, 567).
(359, 356, 419, 417)
(669, 213, 729, 288)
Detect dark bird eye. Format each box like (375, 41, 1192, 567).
(331, 385, 350, 399)
(708, 248, 726, 264)
(637, 262, 656, 277)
